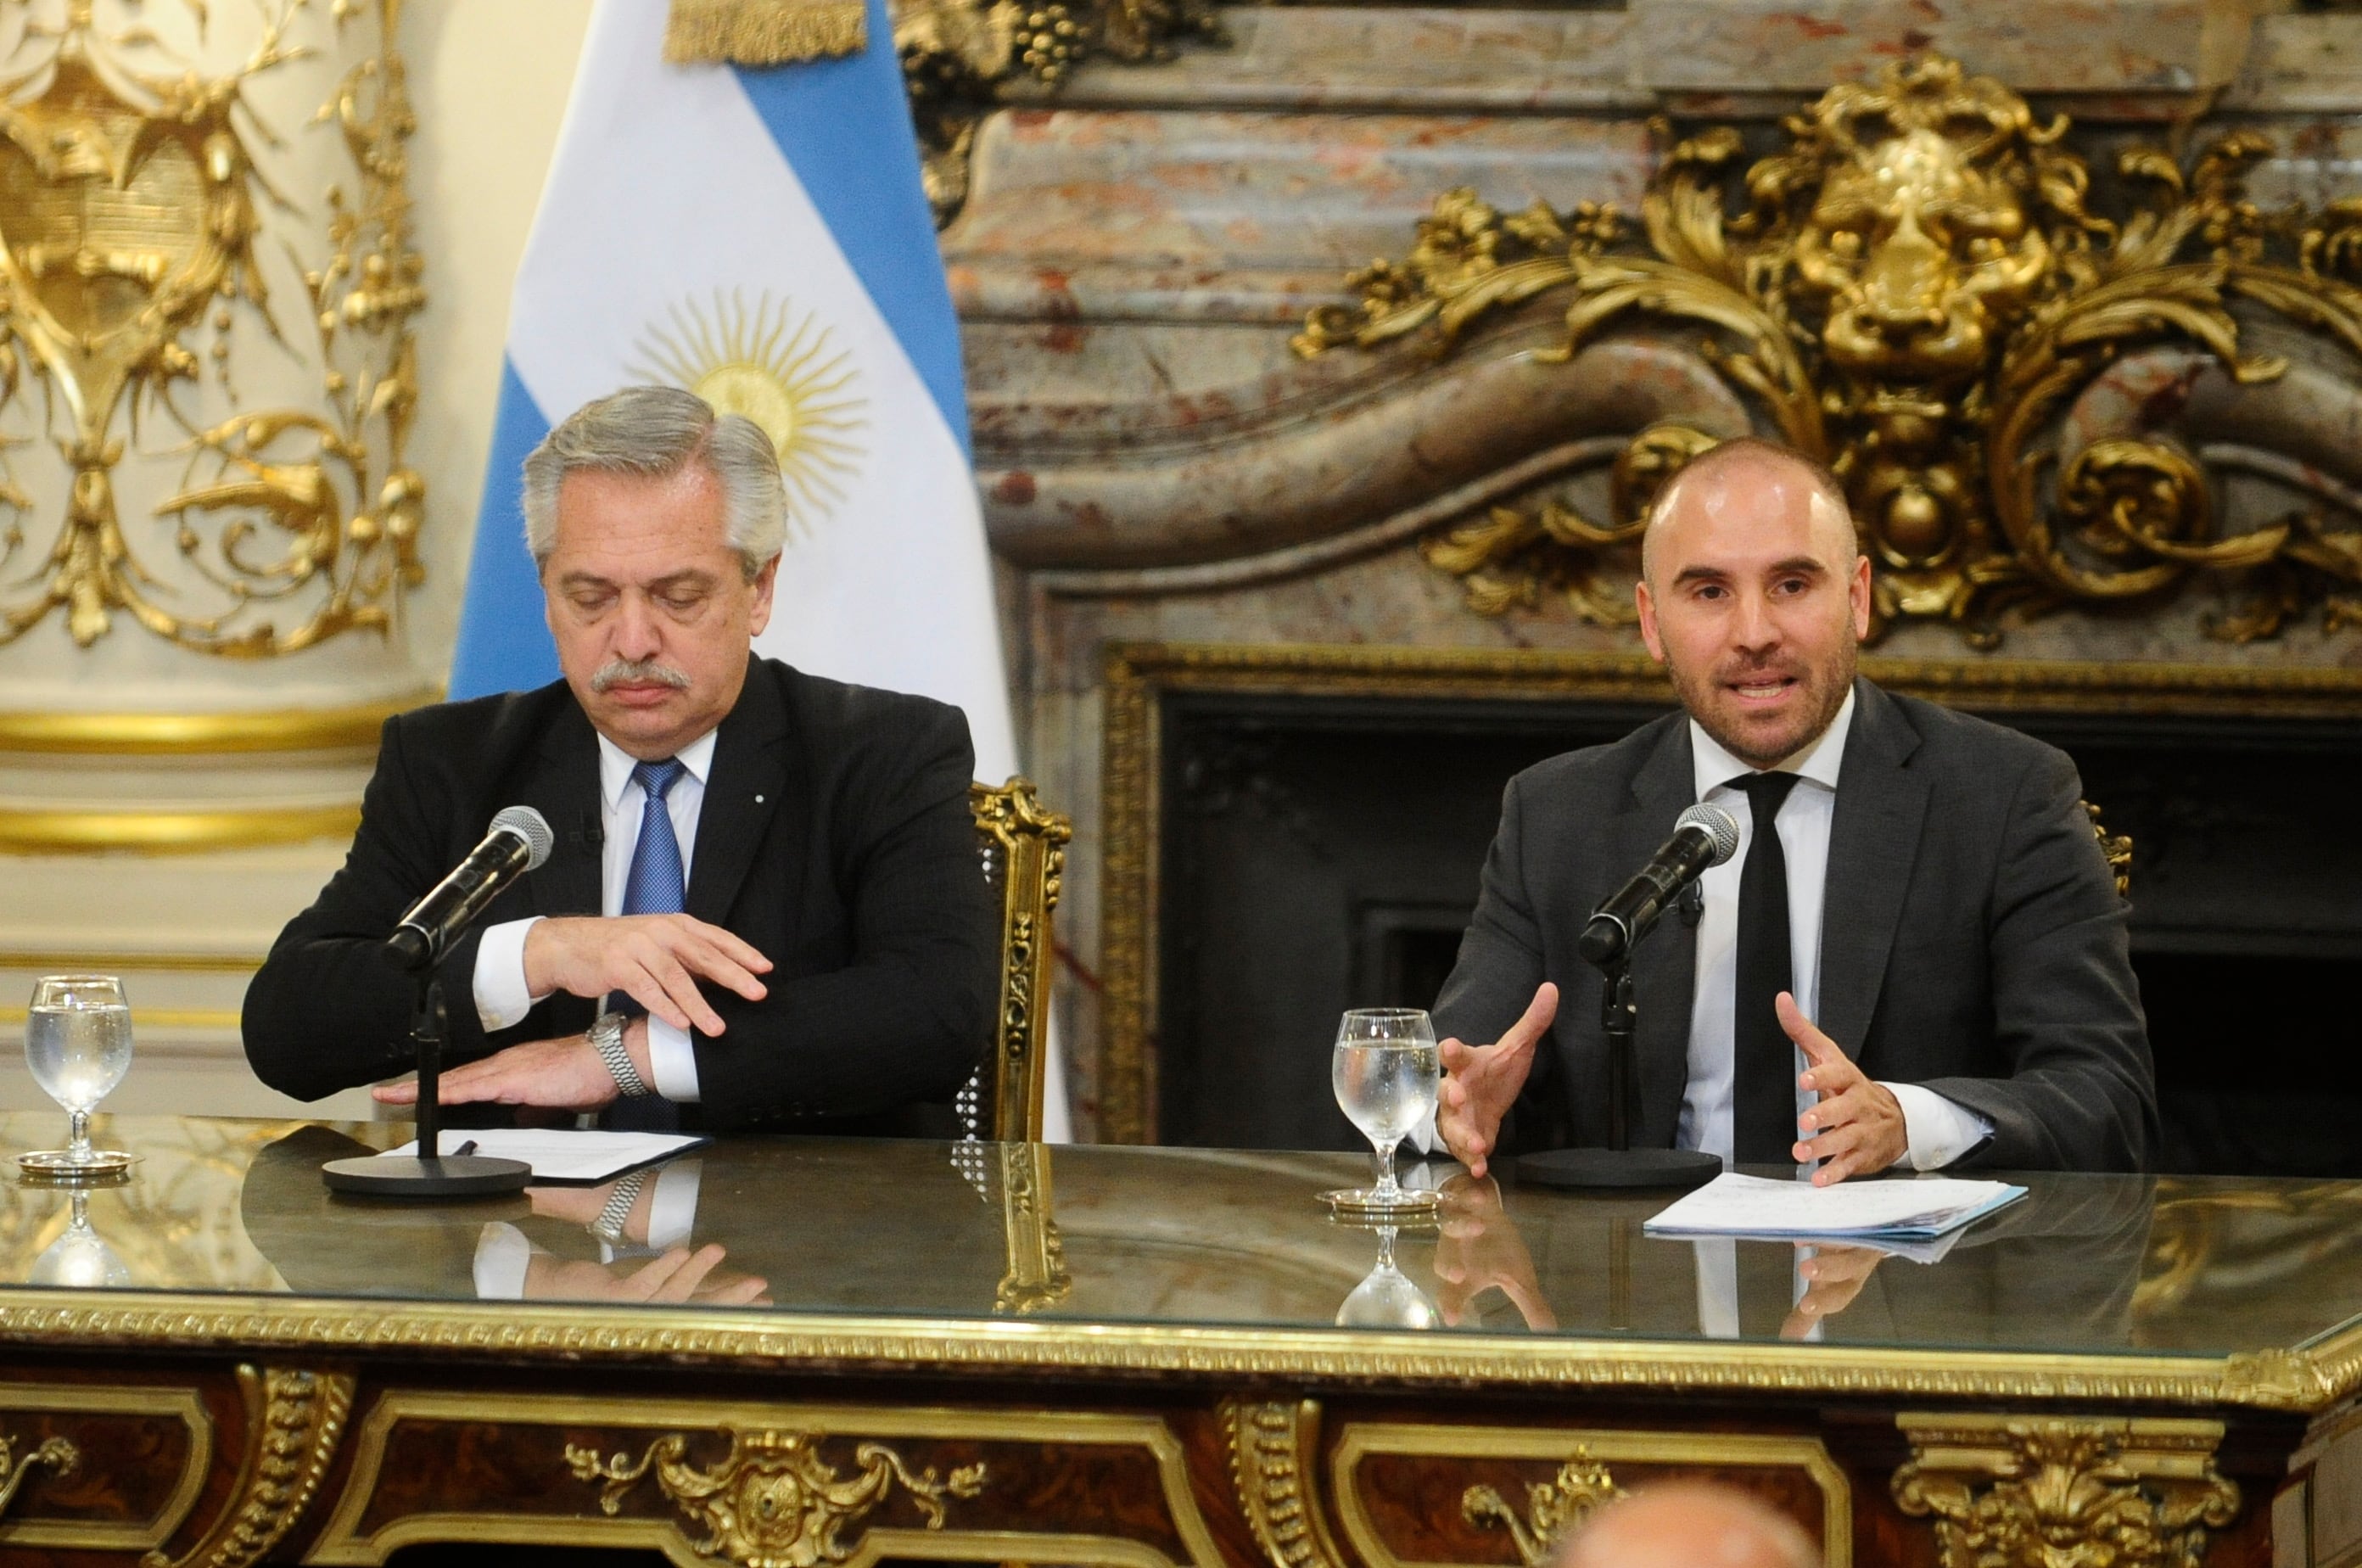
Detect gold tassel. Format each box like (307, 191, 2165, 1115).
(664, 0, 867, 65)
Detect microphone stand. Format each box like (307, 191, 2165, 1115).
(1516, 935, 1722, 1192)
(320, 965, 535, 1201)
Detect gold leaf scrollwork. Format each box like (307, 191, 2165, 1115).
(0, 1428, 76, 1516)
(1462, 1450, 1626, 1568)
(0, 1, 423, 655)
(564, 1426, 987, 1568)
(1418, 423, 1718, 624)
(893, 0, 1223, 221)
(145, 1365, 355, 1568)
(1222, 1398, 1346, 1568)
(1891, 1414, 2241, 1568)
(1301, 53, 2362, 646)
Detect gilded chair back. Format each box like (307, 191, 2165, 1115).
(961, 778, 1072, 1143)
(2084, 800, 2132, 899)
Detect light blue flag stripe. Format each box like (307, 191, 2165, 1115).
(449, 359, 558, 700)
(729, 0, 971, 458)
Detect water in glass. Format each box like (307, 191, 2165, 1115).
(1329, 1008, 1439, 1211)
(20, 974, 135, 1176)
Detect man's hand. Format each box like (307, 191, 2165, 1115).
(1782, 1243, 1885, 1338)
(523, 914, 771, 1036)
(1432, 1173, 1556, 1330)
(1782, 991, 1907, 1184)
(525, 1244, 770, 1306)
(374, 1026, 641, 1111)
(1436, 983, 1558, 1180)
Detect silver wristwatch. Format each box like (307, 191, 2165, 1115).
(588, 1011, 653, 1098)
(589, 1168, 652, 1248)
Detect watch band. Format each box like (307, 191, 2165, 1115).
(589, 1168, 651, 1248)
(589, 1011, 653, 1098)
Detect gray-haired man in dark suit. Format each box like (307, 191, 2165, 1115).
(1433, 440, 2154, 1184)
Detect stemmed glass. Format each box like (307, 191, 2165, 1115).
(1335, 1224, 1441, 1329)
(19, 975, 135, 1178)
(1323, 1007, 1441, 1217)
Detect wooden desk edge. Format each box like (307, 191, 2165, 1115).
(2, 1286, 2356, 1414)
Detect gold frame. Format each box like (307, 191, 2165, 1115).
(1329, 1421, 1852, 1568)
(310, 1389, 1224, 1567)
(1098, 640, 2362, 1145)
(0, 1287, 2355, 1414)
(0, 1381, 212, 1552)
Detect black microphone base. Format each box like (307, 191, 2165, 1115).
(321, 1153, 534, 1199)
(1516, 1147, 1723, 1190)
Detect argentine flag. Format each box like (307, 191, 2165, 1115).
(450, 0, 1064, 1138)
(449, 0, 1016, 787)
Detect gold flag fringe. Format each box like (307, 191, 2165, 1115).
(665, 0, 867, 64)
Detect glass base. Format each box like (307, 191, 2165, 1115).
(1319, 1185, 1441, 1221)
(19, 1148, 137, 1179)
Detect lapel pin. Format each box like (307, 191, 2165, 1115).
(755, 793, 766, 804)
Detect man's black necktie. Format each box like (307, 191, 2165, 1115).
(1731, 771, 1803, 1165)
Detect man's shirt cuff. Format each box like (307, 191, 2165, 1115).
(471, 917, 545, 1032)
(1886, 1082, 1995, 1171)
(647, 1018, 702, 1103)
(471, 1221, 535, 1300)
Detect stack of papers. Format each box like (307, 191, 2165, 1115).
(1644, 1173, 2026, 1254)
(386, 1129, 707, 1183)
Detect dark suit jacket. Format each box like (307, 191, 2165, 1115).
(1433, 677, 2156, 1172)
(242, 656, 997, 1132)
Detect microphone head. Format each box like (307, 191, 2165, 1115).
(1676, 802, 1743, 866)
(489, 805, 556, 871)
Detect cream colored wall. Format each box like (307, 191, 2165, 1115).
(0, 1, 599, 1124)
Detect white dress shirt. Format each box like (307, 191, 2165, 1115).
(470, 728, 719, 1102)
(1684, 690, 1990, 1171)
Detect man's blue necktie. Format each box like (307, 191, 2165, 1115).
(610, 757, 686, 1130)
(622, 758, 687, 921)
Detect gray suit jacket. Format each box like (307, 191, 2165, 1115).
(1433, 678, 2156, 1172)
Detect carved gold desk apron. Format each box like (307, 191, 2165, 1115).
(0, 1115, 2353, 1568)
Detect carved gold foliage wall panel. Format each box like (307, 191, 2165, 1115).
(1891, 1414, 2241, 1568)
(1298, 53, 2362, 648)
(0, 0, 422, 658)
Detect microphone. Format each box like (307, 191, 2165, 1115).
(1576, 802, 1742, 969)
(383, 806, 556, 972)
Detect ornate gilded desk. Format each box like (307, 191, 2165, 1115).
(0, 1117, 2355, 1567)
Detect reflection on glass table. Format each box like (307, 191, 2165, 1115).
(1335, 1221, 1441, 1330)
(3, 1116, 2362, 1368)
(29, 1184, 132, 1288)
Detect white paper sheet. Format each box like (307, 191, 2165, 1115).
(1644, 1172, 2027, 1241)
(385, 1129, 707, 1183)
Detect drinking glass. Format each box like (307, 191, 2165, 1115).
(1335, 1224, 1441, 1330)
(1324, 1007, 1441, 1215)
(20, 975, 135, 1178)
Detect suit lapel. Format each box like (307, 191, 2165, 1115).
(1816, 680, 1929, 1056)
(1626, 719, 1699, 1143)
(527, 703, 603, 918)
(687, 657, 793, 926)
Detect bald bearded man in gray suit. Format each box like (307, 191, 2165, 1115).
(1432, 440, 2154, 1183)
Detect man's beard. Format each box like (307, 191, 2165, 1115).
(1669, 641, 1857, 770)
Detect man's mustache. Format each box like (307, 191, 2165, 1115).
(590, 658, 691, 692)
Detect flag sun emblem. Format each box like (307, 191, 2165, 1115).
(630, 291, 867, 537)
